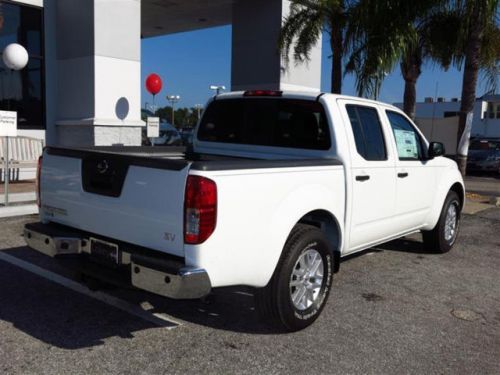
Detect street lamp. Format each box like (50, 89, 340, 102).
(209, 85, 226, 95)
(2, 43, 29, 207)
(145, 101, 157, 114)
(194, 104, 203, 121)
(166, 95, 181, 127)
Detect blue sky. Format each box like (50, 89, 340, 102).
(141, 25, 492, 109)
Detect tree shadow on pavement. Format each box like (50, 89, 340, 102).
(0, 246, 281, 350)
(110, 285, 281, 335)
(0, 249, 161, 350)
(0, 234, 440, 346)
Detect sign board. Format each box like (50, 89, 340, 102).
(147, 116, 160, 138)
(0, 110, 17, 137)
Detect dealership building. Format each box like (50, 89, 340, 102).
(0, 0, 322, 147)
(395, 94, 500, 139)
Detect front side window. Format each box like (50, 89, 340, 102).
(386, 111, 424, 160)
(198, 99, 331, 150)
(0, 1, 44, 129)
(346, 105, 387, 161)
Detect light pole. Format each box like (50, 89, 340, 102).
(194, 104, 203, 121)
(209, 85, 226, 95)
(166, 95, 180, 127)
(2, 43, 29, 207)
(145, 101, 157, 114)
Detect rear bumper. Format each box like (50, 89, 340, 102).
(23, 222, 211, 299)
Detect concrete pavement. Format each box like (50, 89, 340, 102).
(465, 175, 500, 197)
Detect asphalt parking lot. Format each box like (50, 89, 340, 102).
(465, 175, 500, 197)
(0, 208, 499, 375)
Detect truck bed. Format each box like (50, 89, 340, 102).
(39, 146, 342, 259)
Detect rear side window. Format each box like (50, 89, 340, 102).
(197, 99, 331, 150)
(346, 105, 387, 161)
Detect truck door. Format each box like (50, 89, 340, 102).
(338, 100, 397, 251)
(383, 109, 437, 231)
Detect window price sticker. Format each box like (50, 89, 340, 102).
(394, 129, 418, 158)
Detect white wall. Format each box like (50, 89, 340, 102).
(394, 101, 461, 118)
(54, 0, 143, 146)
(231, 0, 321, 92)
(416, 117, 459, 155)
(396, 99, 500, 138)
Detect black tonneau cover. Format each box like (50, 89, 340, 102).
(46, 146, 342, 172)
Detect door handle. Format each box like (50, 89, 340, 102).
(356, 175, 370, 181)
(398, 172, 409, 178)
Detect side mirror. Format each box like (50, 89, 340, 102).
(428, 142, 445, 159)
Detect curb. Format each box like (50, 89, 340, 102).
(0, 204, 38, 218)
(489, 196, 500, 207)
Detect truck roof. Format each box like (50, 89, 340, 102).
(214, 91, 400, 111)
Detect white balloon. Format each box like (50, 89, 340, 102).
(2, 43, 29, 71)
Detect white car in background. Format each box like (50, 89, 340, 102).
(151, 121, 182, 146)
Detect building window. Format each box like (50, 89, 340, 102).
(0, 1, 44, 129)
(487, 103, 500, 119)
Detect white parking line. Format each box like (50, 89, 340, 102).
(0, 251, 181, 329)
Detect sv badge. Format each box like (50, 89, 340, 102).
(164, 232, 176, 242)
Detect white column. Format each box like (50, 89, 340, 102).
(54, 0, 143, 146)
(231, 0, 322, 92)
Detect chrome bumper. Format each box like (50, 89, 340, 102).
(24, 223, 211, 299)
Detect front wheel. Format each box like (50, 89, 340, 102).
(422, 191, 461, 253)
(254, 224, 334, 331)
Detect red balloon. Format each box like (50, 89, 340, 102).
(146, 73, 162, 95)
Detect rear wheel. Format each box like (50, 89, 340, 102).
(255, 224, 334, 331)
(422, 191, 461, 253)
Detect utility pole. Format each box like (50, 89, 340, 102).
(166, 95, 181, 127)
(430, 81, 439, 140)
(194, 104, 203, 121)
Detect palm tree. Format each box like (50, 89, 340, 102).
(345, 0, 457, 119)
(455, 0, 499, 175)
(400, 12, 461, 120)
(279, 0, 348, 94)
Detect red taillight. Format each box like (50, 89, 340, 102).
(184, 175, 217, 244)
(36, 156, 42, 207)
(243, 90, 283, 97)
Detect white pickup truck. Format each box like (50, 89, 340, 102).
(25, 91, 464, 331)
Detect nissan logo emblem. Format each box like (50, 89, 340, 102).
(96, 160, 109, 174)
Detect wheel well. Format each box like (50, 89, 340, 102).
(450, 182, 465, 210)
(298, 210, 342, 273)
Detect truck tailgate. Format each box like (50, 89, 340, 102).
(39, 148, 190, 257)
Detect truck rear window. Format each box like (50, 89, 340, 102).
(197, 99, 331, 150)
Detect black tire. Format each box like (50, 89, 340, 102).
(255, 224, 334, 332)
(422, 191, 461, 253)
